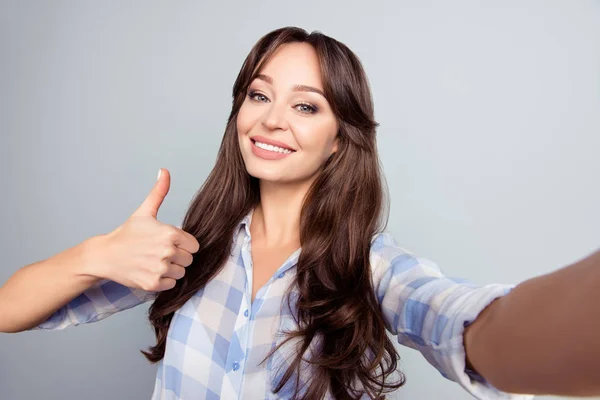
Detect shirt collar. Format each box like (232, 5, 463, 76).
(238, 208, 254, 238)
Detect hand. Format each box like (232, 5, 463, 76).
(90, 168, 200, 292)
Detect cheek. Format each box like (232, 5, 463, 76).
(236, 104, 252, 136)
(237, 100, 265, 138)
(294, 119, 338, 155)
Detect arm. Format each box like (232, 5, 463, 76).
(371, 233, 533, 399)
(0, 235, 153, 333)
(0, 236, 103, 332)
(0, 169, 198, 333)
(465, 248, 600, 396)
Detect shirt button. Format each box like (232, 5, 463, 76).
(278, 272, 285, 279)
(232, 362, 240, 371)
(244, 309, 249, 317)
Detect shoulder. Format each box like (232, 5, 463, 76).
(369, 232, 440, 271)
(369, 232, 414, 259)
(369, 232, 442, 286)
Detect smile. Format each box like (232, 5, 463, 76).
(250, 137, 296, 160)
(253, 141, 293, 154)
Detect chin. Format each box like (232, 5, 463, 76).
(240, 149, 317, 185)
(246, 164, 320, 187)
(245, 165, 288, 183)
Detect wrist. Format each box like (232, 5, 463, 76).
(76, 234, 111, 283)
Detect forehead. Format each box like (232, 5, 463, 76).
(258, 42, 323, 89)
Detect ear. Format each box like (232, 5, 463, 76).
(331, 132, 340, 155)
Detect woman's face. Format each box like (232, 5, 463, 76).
(237, 42, 339, 184)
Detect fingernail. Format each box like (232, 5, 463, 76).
(157, 169, 162, 181)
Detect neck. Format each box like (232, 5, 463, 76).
(252, 179, 313, 247)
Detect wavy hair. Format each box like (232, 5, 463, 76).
(141, 26, 405, 399)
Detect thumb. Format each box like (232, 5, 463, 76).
(132, 168, 171, 219)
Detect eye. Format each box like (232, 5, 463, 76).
(248, 90, 269, 103)
(294, 102, 318, 114)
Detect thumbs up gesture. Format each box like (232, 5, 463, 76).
(93, 169, 200, 292)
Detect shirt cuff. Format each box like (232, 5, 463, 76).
(440, 284, 535, 400)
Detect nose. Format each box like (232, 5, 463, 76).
(261, 101, 289, 131)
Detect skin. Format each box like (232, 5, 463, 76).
(236, 42, 339, 301)
(235, 42, 600, 395)
(3, 36, 598, 396)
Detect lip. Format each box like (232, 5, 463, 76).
(249, 135, 296, 161)
(250, 140, 294, 160)
(250, 135, 296, 151)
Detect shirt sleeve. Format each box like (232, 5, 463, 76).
(32, 279, 156, 330)
(370, 233, 534, 400)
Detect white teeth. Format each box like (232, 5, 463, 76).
(254, 141, 292, 154)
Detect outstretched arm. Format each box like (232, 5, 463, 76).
(0, 237, 105, 332)
(465, 248, 600, 396)
(372, 233, 531, 399)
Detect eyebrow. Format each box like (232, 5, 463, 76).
(255, 74, 326, 98)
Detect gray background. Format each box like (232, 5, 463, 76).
(1, 1, 599, 399)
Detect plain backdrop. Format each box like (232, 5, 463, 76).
(1, 1, 599, 399)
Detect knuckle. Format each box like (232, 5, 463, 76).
(142, 280, 159, 292)
(165, 228, 179, 242)
(155, 262, 169, 276)
(159, 245, 176, 260)
(153, 276, 166, 290)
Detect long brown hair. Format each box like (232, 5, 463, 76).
(142, 26, 405, 399)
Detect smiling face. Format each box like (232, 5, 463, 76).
(236, 42, 339, 184)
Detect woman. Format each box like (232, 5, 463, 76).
(1, 27, 599, 399)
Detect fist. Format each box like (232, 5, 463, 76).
(94, 169, 200, 292)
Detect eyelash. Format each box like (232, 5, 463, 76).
(247, 90, 318, 114)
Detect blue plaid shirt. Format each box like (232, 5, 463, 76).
(35, 211, 533, 399)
